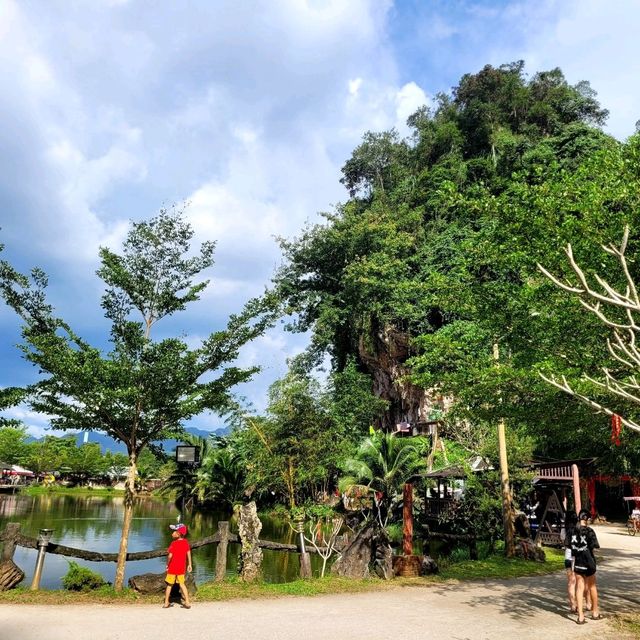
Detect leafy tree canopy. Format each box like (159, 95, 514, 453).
(0, 205, 277, 588)
(273, 61, 640, 472)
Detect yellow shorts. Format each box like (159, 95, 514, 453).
(165, 574, 185, 585)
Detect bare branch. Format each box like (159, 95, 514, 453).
(539, 372, 640, 434)
(583, 373, 640, 405)
(579, 299, 633, 329)
(536, 263, 584, 294)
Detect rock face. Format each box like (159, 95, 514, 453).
(331, 521, 392, 580)
(128, 572, 197, 599)
(238, 501, 263, 583)
(0, 559, 24, 590)
(358, 326, 448, 430)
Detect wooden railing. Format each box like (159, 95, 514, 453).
(423, 497, 456, 518)
(0, 520, 319, 586)
(534, 465, 573, 481)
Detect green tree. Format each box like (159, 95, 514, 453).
(340, 430, 422, 527)
(136, 447, 165, 482)
(0, 206, 276, 589)
(65, 443, 108, 482)
(159, 433, 214, 510)
(274, 62, 615, 435)
(26, 435, 76, 474)
(238, 369, 369, 508)
(242, 373, 334, 508)
(0, 424, 30, 465)
(0, 387, 26, 426)
(194, 439, 246, 509)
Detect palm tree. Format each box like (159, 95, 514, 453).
(341, 431, 421, 527)
(194, 445, 246, 510)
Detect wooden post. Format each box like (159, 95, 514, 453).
(1, 523, 21, 561)
(402, 483, 413, 556)
(215, 521, 229, 582)
(293, 514, 312, 578)
(493, 342, 516, 559)
(571, 464, 581, 514)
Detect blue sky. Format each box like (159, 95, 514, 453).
(1, 0, 639, 437)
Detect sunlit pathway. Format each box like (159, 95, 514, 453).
(1, 525, 637, 640)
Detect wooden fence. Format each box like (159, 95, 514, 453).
(0, 520, 319, 584)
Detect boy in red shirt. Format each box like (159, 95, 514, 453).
(163, 523, 192, 609)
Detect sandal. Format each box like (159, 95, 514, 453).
(576, 619, 587, 625)
(182, 604, 191, 609)
(591, 614, 604, 620)
(162, 604, 171, 608)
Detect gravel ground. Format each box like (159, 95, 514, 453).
(1, 524, 638, 640)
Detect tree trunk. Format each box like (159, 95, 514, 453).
(285, 457, 295, 509)
(402, 483, 413, 556)
(357, 325, 445, 430)
(114, 453, 137, 591)
(238, 502, 263, 583)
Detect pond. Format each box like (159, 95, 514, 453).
(0, 492, 326, 589)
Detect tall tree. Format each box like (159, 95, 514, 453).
(0, 424, 30, 465)
(274, 62, 612, 431)
(0, 206, 276, 589)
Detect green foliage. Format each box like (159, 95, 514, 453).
(194, 438, 246, 509)
(0, 206, 277, 589)
(0, 206, 276, 466)
(273, 60, 640, 473)
(61, 561, 108, 591)
(340, 431, 424, 526)
(0, 424, 30, 465)
(228, 359, 387, 509)
(26, 435, 76, 474)
(327, 358, 388, 442)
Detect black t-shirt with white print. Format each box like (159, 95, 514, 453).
(567, 525, 599, 573)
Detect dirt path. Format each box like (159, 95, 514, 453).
(1, 524, 638, 640)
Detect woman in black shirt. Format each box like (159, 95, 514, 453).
(567, 510, 602, 624)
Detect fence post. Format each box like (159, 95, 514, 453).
(293, 514, 312, 579)
(215, 521, 229, 581)
(1, 523, 21, 561)
(30, 529, 54, 591)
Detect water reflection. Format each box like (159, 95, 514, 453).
(0, 494, 325, 589)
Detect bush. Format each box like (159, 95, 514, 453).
(61, 561, 107, 591)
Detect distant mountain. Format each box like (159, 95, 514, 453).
(32, 426, 231, 454)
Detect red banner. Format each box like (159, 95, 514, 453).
(611, 414, 622, 446)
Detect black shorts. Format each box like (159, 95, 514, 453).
(564, 560, 572, 570)
(574, 566, 596, 577)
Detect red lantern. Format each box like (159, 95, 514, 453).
(611, 414, 622, 446)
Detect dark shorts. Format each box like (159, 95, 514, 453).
(564, 560, 572, 570)
(574, 566, 596, 577)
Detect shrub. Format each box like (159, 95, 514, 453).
(61, 561, 107, 591)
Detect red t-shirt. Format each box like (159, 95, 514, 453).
(167, 538, 191, 575)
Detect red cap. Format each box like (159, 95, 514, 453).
(170, 523, 188, 535)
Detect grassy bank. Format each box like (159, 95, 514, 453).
(22, 485, 125, 497)
(613, 612, 640, 637)
(0, 548, 565, 605)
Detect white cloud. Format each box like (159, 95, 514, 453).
(395, 82, 430, 132)
(5, 0, 638, 437)
(2, 405, 56, 439)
